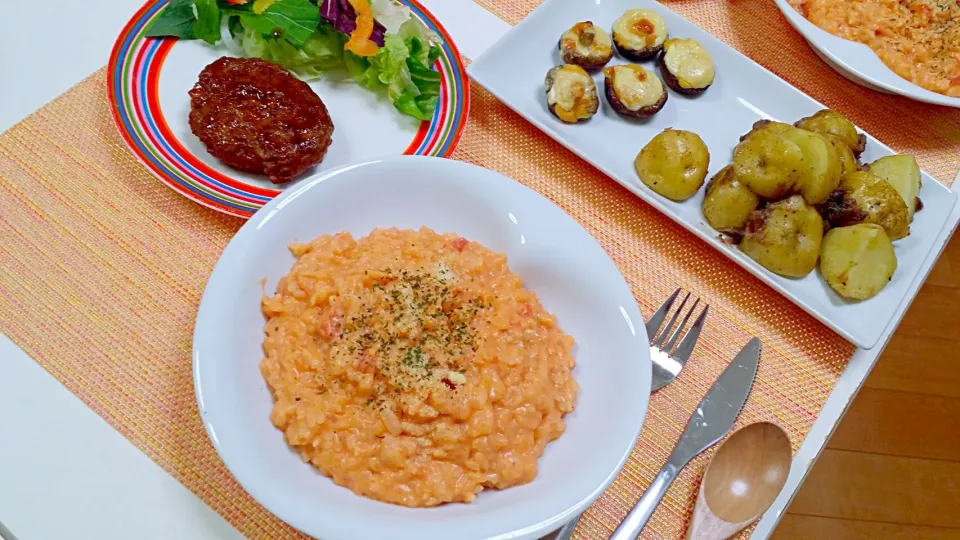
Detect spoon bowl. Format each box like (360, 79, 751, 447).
(687, 422, 792, 539)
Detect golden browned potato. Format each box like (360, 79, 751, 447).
(820, 171, 910, 240)
(702, 165, 759, 231)
(795, 109, 866, 157)
(740, 195, 823, 277)
(544, 65, 599, 123)
(820, 224, 897, 300)
(781, 128, 842, 204)
(732, 125, 806, 199)
(868, 155, 922, 221)
(634, 129, 710, 201)
(824, 134, 858, 177)
(738, 120, 792, 143)
(602, 64, 667, 118)
(558, 21, 614, 70)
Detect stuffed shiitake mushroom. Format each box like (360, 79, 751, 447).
(559, 21, 614, 69)
(657, 38, 715, 95)
(602, 64, 667, 118)
(612, 9, 668, 61)
(544, 65, 600, 123)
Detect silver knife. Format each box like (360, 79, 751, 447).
(607, 337, 762, 540)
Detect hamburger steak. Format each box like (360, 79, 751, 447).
(188, 57, 334, 184)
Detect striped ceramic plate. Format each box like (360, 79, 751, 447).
(108, 0, 470, 218)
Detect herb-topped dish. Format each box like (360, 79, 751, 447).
(193, 156, 651, 540)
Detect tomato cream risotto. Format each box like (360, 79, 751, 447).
(790, 0, 960, 97)
(260, 228, 578, 507)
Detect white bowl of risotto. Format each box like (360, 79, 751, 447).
(193, 156, 651, 540)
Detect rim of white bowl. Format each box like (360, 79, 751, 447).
(192, 156, 652, 540)
(774, 0, 960, 108)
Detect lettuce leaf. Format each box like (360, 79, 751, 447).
(369, 0, 412, 33)
(152, 0, 441, 121)
(271, 22, 441, 121)
(343, 52, 384, 90)
(146, 0, 202, 39)
(358, 33, 440, 121)
(194, 0, 222, 45)
(221, 0, 320, 47)
(396, 14, 441, 48)
(149, 0, 318, 46)
(235, 21, 345, 79)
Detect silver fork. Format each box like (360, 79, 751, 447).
(549, 289, 708, 540)
(647, 289, 709, 392)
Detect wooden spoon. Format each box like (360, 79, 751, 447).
(686, 422, 791, 540)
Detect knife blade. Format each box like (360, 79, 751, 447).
(668, 337, 762, 465)
(609, 337, 762, 540)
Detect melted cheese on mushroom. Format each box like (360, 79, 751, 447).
(612, 9, 668, 51)
(605, 65, 664, 111)
(663, 38, 715, 89)
(561, 22, 613, 57)
(547, 65, 596, 120)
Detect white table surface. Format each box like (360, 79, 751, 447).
(0, 1, 957, 539)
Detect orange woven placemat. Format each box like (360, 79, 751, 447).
(475, 0, 960, 184)
(1, 0, 952, 537)
(456, 88, 854, 540)
(1, 74, 844, 540)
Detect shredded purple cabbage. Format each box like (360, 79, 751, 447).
(319, 0, 386, 47)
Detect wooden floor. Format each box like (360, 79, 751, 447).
(772, 232, 960, 539)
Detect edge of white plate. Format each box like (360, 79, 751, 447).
(466, 0, 959, 350)
(192, 156, 652, 540)
(773, 0, 960, 108)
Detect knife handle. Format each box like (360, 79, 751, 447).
(609, 462, 680, 540)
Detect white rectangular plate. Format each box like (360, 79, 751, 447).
(467, 0, 958, 349)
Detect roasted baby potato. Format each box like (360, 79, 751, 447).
(732, 124, 807, 199)
(634, 129, 710, 201)
(820, 171, 910, 240)
(612, 9, 668, 61)
(734, 122, 842, 204)
(868, 154, 922, 221)
(602, 64, 667, 118)
(820, 224, 897, 300)
(781, 128, 842, 205)
(795, 109, 866, 157)
(657, 38, 715, 95)
(738, 119, 792, 143)
(740, 195, 824, 277)
(702, 165, 759, 231)
(559, 21, 614, 69)
(544, 65, 599, 123)
(824, 134, 858, 177)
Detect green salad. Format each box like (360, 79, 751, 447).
(147, 0, 444, 121)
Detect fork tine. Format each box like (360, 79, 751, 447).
(654, 292, 690, 348)
(645, 288, 680, 342)
(664, 298, 700, 353)
(670, 305, 709, 363)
